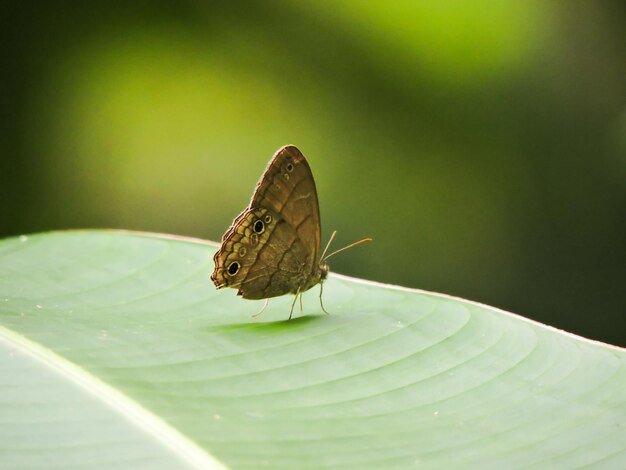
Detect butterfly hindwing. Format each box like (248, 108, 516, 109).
(237, 214, 311, 299)
(212, 208, 270, 290)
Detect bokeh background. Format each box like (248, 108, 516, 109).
(2, 1, 625, 345)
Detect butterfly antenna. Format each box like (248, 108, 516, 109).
(320, 230, 338, 262)
(322, 235, 372, 262)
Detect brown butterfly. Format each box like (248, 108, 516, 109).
(211, 145, 371, 320)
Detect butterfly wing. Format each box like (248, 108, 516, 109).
(211, 145, 322, 299)
(250, 145, 321, 263)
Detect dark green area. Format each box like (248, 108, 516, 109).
(1, 1, 625, 345)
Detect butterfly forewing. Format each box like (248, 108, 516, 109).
(250, 145, 321, 264)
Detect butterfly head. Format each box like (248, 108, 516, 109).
(319, 262, 329, 282)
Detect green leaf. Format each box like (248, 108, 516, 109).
(1, 231, 624, 469)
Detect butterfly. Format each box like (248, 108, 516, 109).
(211, 145, 370, 320)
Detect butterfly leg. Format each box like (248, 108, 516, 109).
(252, 298, 270, 318)
(288, 287, 301, 320)
(319, 282, 330, 315)
(298, 292, 303, 312)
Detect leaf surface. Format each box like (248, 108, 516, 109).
(1, 231, 624, 469)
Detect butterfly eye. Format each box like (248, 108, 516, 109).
(286, 163, 294, 172)
(226, 261, 240, 276)
(253, 220, 265, 234)
(264, 214, 272, 224)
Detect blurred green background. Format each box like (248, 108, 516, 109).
(1, 1, 625, 345)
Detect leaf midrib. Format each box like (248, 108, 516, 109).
(0, 325, 226, 470)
